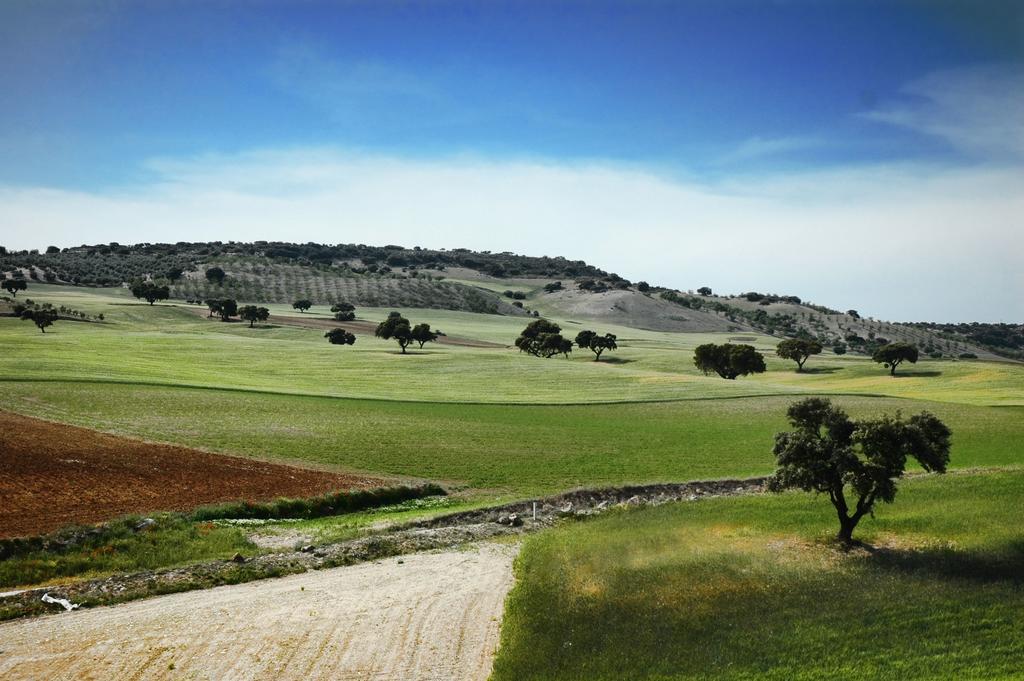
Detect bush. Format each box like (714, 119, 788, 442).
(190, 484, 446, 521)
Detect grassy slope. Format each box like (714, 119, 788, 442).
(2, 284, 1023, 496)
(3, 285, 1021, 406)
(3, 383, 1021, 495)
(492, 470, 1024, 680)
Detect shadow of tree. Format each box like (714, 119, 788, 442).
(598, 357, 636, 365)
(860, 539, 1024, 585)
(893, 371, 943, 378)
(801, 366, 843, 374)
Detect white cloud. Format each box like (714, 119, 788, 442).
(1, 149, 1021, 322)
(862, 63, 1024, 159)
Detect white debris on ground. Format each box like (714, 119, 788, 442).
(40, 593, 79, 612)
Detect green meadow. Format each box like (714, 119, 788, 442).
(3, 284, 1021, 407)
(3, 282, 1023, 668)
(492, 470, 1024, 680)
(2, 283, 1023, 496)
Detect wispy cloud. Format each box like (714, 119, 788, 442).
(1, 148, 1021, 322)
(862, 63, 1024, 159)
(716, 135, 826, 165)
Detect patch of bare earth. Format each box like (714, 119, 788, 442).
(0, 543, 518, 681)
(0, 411, 383, 538)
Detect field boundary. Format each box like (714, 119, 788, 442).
(0, 376, 906, 407)
(0, 477, 766, 621)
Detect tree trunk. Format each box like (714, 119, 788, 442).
(836, 516, 856, 543)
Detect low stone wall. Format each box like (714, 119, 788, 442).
(1, 477, 767, 621)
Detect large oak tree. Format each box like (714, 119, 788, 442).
(768, 398, 950, 543)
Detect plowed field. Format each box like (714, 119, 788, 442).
(0, 411, 383, 538)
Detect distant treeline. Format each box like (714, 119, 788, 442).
(0, 241, 610, 285)
(904, 321, 1024, 360)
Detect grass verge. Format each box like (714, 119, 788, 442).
(491, 469, 1024, 680)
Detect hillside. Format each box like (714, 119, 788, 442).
(0, 240, 1018, 358)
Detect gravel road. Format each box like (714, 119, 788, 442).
(0, 543, 517, 680)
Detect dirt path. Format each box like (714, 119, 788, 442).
(0, 543, 517, 680)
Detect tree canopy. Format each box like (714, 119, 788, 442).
(2, 279, 27, 297)
(872, 342, 919, 376)
(776, 338, 823, 372)
(292, 299, 313, 313)
(21, 307, 57, 333)
(238, 305, 270, 327)
(693, 343, 766, 379)
(212, 298, 237, 321)
(205, 266, 226, 285)
(575, 330, 618, 361)
(515, 319, 573, 358)
(375, 311, 414, 353)
(130, 281, 170, 305)
(768, 397, 950, 543)
(325, 328, 356, 345)
(697, 286, 712, 296)
(410, 322, 439, 348)
(331, 302, 356, 321)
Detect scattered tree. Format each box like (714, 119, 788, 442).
(515, 319, 573, 358)
(872, 342, 919, 376)
(768, 397, 950, 543)
(575, 330, 618, 361)
(205, 299, 221, 318)
(21, 307, 57, 333)
(46, 245, 60, 254)
(238, 305, 270, 327)
(292, 299, 313, 313)
(543, 281, 563, 293)
(375, 312, 414, 353)
(410, 322, 439, 349)
(2, 279, 27, 297)
(697, 286, 712, 296)
(776, 338, 823, 372)
(636, 281, 650, 292)
(693, 343, 766, 379)
(205, 266, 226, 285)
(846, 309, 860, 319)
(216, 298, 237, 321)
(832, 343, 847, 355)
(325, 328, 356, 345)
(331, 302, 355, 321)
(130, 281, 170, 305)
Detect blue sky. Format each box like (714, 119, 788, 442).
(1, 1, 1021, 321)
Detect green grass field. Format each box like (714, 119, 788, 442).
(3, 282, 1024, 671)
(4, 381, 1022, 494)
(3, 283, 1022, 496)
(492, 470, 1024, 680)
(3, 284, 1021, 406)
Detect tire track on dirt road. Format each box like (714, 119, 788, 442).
(0, 543, 517, 681)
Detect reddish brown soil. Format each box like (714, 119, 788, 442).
(0, 412, 384, 538)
